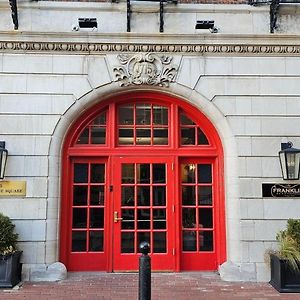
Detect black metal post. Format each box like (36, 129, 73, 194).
(159, 0, 164, 33)
(270, 0, 280, 33)
(8, 0, 18, 30)
(138, 242, 151, 300)
(127, 0, 131, 32)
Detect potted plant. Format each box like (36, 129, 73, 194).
(269, 219, 300, 293)
(0, 212, 22, 288)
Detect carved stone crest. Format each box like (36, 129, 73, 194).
(113, 53, 177, 87)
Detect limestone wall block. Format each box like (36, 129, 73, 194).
(0, 94, 75, 115)
(14, 220, 46, 242)
(3, 54, 53, 73)
(6, 156, 48, 177)
(254, 220, 287, 241)
(264, 200, 300, 219)
(0, 198, 47, 219)
(18, 242, 46, 264)
(87, 56, 112, 89)
(3, 136, 51, 156)
(0, 115, 60, 135)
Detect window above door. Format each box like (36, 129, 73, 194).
(72, 95, 213, 150)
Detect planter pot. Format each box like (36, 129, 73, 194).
(270, 253, 300, 293)
(0, 251, 22, 288)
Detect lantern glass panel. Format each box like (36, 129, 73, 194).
(0, 148, 8, 180)
(279, 148, 300, 180)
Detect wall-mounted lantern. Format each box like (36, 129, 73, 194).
(279, 142, 300, 180)
(0, 141, 8, 180)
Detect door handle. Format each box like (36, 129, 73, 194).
(114, 211, 123, 223)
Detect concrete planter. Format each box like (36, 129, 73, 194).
(270, 253, 300, 293)
(0, 251, 22, 288)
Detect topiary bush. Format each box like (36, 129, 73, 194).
(0, 212, 18, 255)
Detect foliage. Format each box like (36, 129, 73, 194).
(286, 219, 300, 249)
(275, 219, 300, 272)
(0, 212, 18, 255)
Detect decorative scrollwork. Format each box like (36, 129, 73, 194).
(113, 52, 178, 87)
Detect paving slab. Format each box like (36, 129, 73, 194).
(0, 272, 299, 300)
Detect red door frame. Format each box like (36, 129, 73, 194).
(60, 91, 226, 272)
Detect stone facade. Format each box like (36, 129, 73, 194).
(1, 0, 300, 282)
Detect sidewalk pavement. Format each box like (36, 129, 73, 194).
(1, 272, 300, 300)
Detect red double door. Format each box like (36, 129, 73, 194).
(63, 155, 222, 272)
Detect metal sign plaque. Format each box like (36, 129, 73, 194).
(0, 181, 26, 196)
(262, 183, 300, 198)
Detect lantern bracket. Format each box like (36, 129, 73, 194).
(8, 0, 18, 30)
(281, 141, 293, 150)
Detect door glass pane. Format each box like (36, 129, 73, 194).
(182, 208, 196, 228)
(181, 128, 195, 145)
(73, 208, 87, 228)
(136, 129, 151, 145)
(198, 164, 212, 183)
(198, 208, 213, 228)
(121, 232, 134, 253)
(91, 164, 105, 183)
(119, 105, 134, 125)
(153, 232, 166, 253)
(183, 231, 196, 251)
(182, 186, 196, 205)
(153, 164, 165, 183)
(153, 186, 166, 206)
(200, 231, 213, 251)
(90, 208, 104, 228)
(90, 186, 104, 205)
(137, 164, 150, 183)
(122, 164, 134, 183)
(153, 209, 166, 229)
(72, 231, 86, 252)
(153, 128, 168, 145)
(74, 164, 88, 183)
(137, 232, 150, 252)
(73, 186, 88, 206)
(121, 209, 135, 230)
(181, 164, 196, 183)
(89, 231, 103, 251)
(91, 128, 106, 144)
(122, 186, 135, 206)
(198, 186, 212, 206)
(137, 186, 150, 206)
(136, 104, 151, 125)
(153, 106, 168, 125)
(137, 209, 150, 229)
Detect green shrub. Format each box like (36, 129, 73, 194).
(286, 219, 300, 250)
(0, 212, 18, 255)
(276, 219, 300, 272)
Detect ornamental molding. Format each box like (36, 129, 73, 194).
(1, 40, 300, 55)
(113, 53, 177, 87)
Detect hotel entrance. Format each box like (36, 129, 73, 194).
(60, 92, 226, 272)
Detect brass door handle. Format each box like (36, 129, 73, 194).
(114, 211, 123, 223)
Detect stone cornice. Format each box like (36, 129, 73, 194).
(0, 33, 300, 55)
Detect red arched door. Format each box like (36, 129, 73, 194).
(60, 92, 226, 272)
